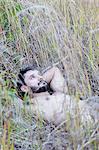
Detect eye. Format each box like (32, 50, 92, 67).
(30, 75, 35, 79)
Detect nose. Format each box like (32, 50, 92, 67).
(38, 78, 47, 86)
(36, 74, 43, 79)
(37, 77, 43, 85)
(38, 76, 43, 81)
(38, 80, 42, 86)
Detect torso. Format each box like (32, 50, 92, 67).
(19, 92, 97, 125)
(30, 92, 77, 124)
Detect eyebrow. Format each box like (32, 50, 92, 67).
(25, 70, 39, 77)
(30, 74, 35, 77)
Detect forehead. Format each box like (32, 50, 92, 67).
(24, 70, 39, 77)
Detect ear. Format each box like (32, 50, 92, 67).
(21, 85, 29, 92)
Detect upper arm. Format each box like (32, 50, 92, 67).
(43, 67, 67, 93)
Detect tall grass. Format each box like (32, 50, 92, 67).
(0, 0, 99, 149)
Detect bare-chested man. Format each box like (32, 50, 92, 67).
(17, 67, 98, 125)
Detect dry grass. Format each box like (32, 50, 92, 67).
(0, 0, 99, 149)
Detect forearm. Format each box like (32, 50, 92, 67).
(43, 67, 67, 92)
(42, 67, 57, 83)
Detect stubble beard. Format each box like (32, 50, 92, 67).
(31, 81, 54, 95)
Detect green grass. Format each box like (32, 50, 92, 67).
(0, 0, 99, 149)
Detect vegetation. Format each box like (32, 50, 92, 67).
(0, 0, 99, 149)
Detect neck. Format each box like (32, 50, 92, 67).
(32, 91, 50, 97)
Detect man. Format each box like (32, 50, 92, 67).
(17, 66, 68, 96)
(17, 67, 98, 125)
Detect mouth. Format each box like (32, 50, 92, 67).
(31, 80, 48, 93)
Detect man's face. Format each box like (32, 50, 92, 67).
(24, 70, 47, 92)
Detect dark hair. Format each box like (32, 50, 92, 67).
(18, 67, 33, 85)
(17, 67, 33, 99)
